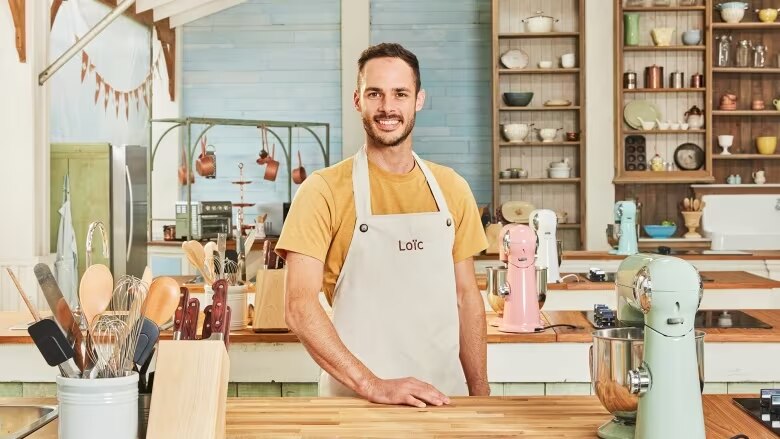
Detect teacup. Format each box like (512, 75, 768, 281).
(774, 98, 780, 111)
(539, 60, 553, 69)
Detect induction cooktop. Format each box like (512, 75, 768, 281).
(732, 391, 780, 437)
(584, 309, 772, 330)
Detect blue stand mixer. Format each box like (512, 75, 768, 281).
(607, 200, 639, 255)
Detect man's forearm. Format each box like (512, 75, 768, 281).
(287, 296, 376, 395)
(458, 288, 489, 395)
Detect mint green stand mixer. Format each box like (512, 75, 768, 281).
(591, 254, 706, 439)
(607, 201, 638, 255)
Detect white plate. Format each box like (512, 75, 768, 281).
(500, 49, 529, 69)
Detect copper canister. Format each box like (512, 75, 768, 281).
(645, 65, 663, 89)
(623, 71, 638, 89)
(690, 72, 704, 88)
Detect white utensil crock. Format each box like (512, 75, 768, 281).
(56, 373, 138, 439)
(205, 284, 249, 330)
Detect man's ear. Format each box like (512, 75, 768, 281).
(353, 89, 361, 112)
(415, 89, 426, 112)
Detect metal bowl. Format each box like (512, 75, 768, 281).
(590, 328, 705, 429)
(485, 266, 506, 314)
(605, 224, 620, 248)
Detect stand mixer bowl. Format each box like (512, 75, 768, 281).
(590, 328, 705, 438)
(485, 266, 506, 314)
(605, 224, 620, 248)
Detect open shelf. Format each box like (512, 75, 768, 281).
(613, 171, 715, 184)
(499, 178, 581, 184)
(711, 22, 780, 30)
(712, 154, 780, 160)
(498, 32, 579, 39)
(624, 45, 706, 51)
(499, 68, 580, 74)
(500, 106, 581, 111)
(623, 88, 705, 93)
(623, 6, 706, 12)
(712, 67, 780, 74)
(623, 129, 706, 134)
(712, 110, 780, 116)
(499, 141, 581, 147)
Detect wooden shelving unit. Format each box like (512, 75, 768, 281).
(492, 0, 586, 250)
(613, 0, 713, 237)
(709, 2, 780, 186)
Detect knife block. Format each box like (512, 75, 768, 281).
(252, 268, 289, 332)
(146, 340, 230, 439)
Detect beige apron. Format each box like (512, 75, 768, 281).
(318, 146, 467, 397)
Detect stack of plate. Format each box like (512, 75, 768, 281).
(623, 100, 661, 130)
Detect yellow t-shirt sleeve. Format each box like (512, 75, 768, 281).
(450, 173, 489, 262)
(275, 174, 333, 263)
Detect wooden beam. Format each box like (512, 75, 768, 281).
(8, 0, 25, 62)
(169, 0, 244, 28)
(50, 0, 63, 28)
(94, 0, 155, 27)
(153, 0, 213, 21)
(154, 18, 175, 101)
(136, 0, 175, 13)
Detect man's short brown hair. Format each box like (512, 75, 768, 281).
(357, 43, 421, 94)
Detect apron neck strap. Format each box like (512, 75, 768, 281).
(352, 145, 450, 217)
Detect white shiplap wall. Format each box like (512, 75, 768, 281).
(370, 0, 493, 206)
(181, 0, 342, 211)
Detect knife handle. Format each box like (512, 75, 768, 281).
(173, 287, 190, 340)
(182, 298, 200, 341)
(210, 279, 228, 336)
(223, 306, 231, 349)
(202, 305, 213, 339)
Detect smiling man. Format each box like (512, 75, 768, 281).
(275, 43, 489, 407)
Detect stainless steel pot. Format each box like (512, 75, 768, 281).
(590, 328, 704, 426)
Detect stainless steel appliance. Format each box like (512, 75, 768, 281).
(199, 201, 232, 239)
(175, 201, 201, 240)
(50, 143, 148, 279)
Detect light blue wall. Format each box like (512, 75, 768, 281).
(370, 0, 493, 206)
(182, 0, 341, 210)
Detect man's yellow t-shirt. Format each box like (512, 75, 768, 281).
(275, 154, 488, 305)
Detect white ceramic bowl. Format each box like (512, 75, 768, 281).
(720, 8, 745, 23)
(539, 128, 559, 142)
(651, 28, 675, 46)
(501, 124, 532, 142)
(548, 167, 571, 179)
(538, 60, 553, 69)
(718, 135, 734, 147)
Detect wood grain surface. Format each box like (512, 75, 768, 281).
(3, 309, 780, 344)
(476, 270, 780, 291)
(12, 395, 778, 439)
(545, 309, 780, 343)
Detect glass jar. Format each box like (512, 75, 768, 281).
(753, 44, 767, 68)
(716, 35, 732, 67)
(735, 40, 752, 67)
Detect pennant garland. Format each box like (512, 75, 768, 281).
(78, 47, 163, 120)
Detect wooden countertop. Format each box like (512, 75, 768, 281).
(476, 270, 780, 291)
(545, 309, 780, 343)
(149, 238, 277, 250)
(3, 310, 780, 345)
(9, 395, 777, 438)
(476, 250, 780, 261)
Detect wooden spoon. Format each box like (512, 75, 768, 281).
(79, 264, 114, 326)
(182, 241, 212, 284)
(142, 277, 181, 326)
(203, 242, 217, 281)
(683, 198, 691, 211)
(693, 199, 701, 212)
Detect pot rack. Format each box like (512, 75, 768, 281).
(149, 116, 330, 241)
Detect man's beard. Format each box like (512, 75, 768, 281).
(362, 112, 416, 147)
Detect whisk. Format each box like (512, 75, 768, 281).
(87, 275, 147, 378)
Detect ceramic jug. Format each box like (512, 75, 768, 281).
(735, 174, 742, 184)
(727, 175, 736, 184)
(753, 170, 766, 184)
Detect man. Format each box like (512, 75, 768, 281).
(275, 42, 489, 408)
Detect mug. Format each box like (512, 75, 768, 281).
(752, 100, 765, 110)
(561, 53, 576, 68)
(774, 98, 780, 111)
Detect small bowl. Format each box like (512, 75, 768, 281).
(499, 170, 512, 179)
(538, 60, 553, 69)
(547, 167, 571, 179)
(643, 224, 677, 239)
(503, 92, 534, 107)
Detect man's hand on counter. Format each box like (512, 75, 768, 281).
(359, 376, 451, 408)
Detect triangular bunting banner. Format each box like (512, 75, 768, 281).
(80, 51, 88, 83)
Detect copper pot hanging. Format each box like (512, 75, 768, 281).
(292, 150, 307, 184)
(256, 125, 269, 166)
(195, 136, 216, 178)
(178, 144, 194, 185)
(264, 143, 279, 182)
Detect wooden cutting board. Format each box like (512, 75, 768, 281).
(252, 268, 288, 333)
